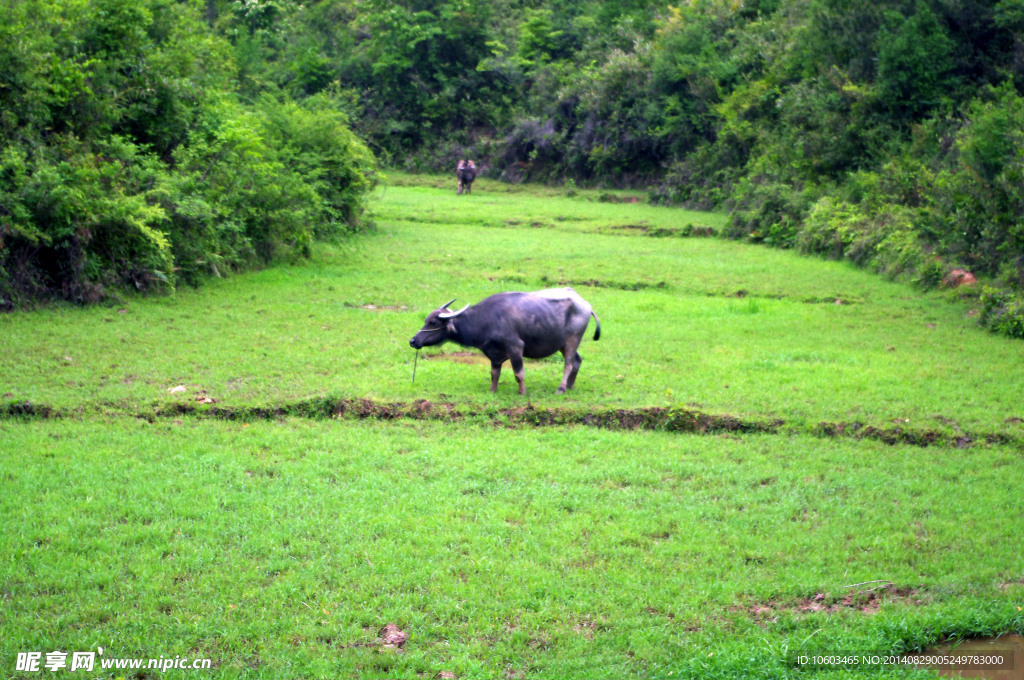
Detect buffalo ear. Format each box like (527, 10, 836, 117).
(446, 319, 457, 334)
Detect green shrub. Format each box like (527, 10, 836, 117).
(0, 136, 173, 306)
(931, 86, 1024, 284)
(157, 94, 376, 285)
(916, 259, 946, 289)
(797, 197, 929, 278)
(979, 286, 1024, 338)
(727, 180, 814, 247)
(797, 197, 862, 260)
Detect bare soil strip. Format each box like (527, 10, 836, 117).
(3, 398, 1017, 448)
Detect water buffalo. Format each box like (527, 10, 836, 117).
(409, 288, 601, 394)
(456, 160, 476, 195)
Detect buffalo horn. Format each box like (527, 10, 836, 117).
(439, 298, 457, 310)
(438, 304, 470, 319)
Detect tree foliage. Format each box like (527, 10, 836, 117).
(0, 0, 375, 308)
(6, 0, 1024, 333)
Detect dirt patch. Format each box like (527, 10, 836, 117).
(802, 296, 859, 305)
(500, 220, 552, 228)
(0, 401, 55, 418)
(5, 398, 1022, 450)
(342, 302, 409, 311)
(746, 585, 920, 620)
(705, 291, 861, 304)
(378, 623, 409, 652)
(613, 223, 716, 237)
(571, 617, 603, 640)
(540, 275, 669, 291)
(597, 193, 642, 204)
(144, 399, 783, 435)
(336, 622, 411, 653)
(421, 352, 554, 366)
(485, 274, 527, 284)
(814, 420, 948, 446)
(422, 351, 492, 366)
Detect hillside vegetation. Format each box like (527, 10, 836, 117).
(3, 0, 1024, 334)
(216, 0, 1024, 336)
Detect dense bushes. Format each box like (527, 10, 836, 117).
(159, 94, 375, 285)
(0, 0, 375, 308)
(646, 0, 1024, 338)
(980, 286, 1024, 338)
(770, 84, 1024, 293)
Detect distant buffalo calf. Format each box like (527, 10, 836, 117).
(456, 160, 476, 195)
(410, 287, 601, 394)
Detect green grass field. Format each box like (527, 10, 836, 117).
(2, 173, 1022, 678)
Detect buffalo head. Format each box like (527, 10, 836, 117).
(409, 299, 469, 349)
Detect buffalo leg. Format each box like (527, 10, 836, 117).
(557, 338, 583, 393)
(490, 361, 502, 392)
(508, 350, 526, 395)
(566, 353, 583, 390)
